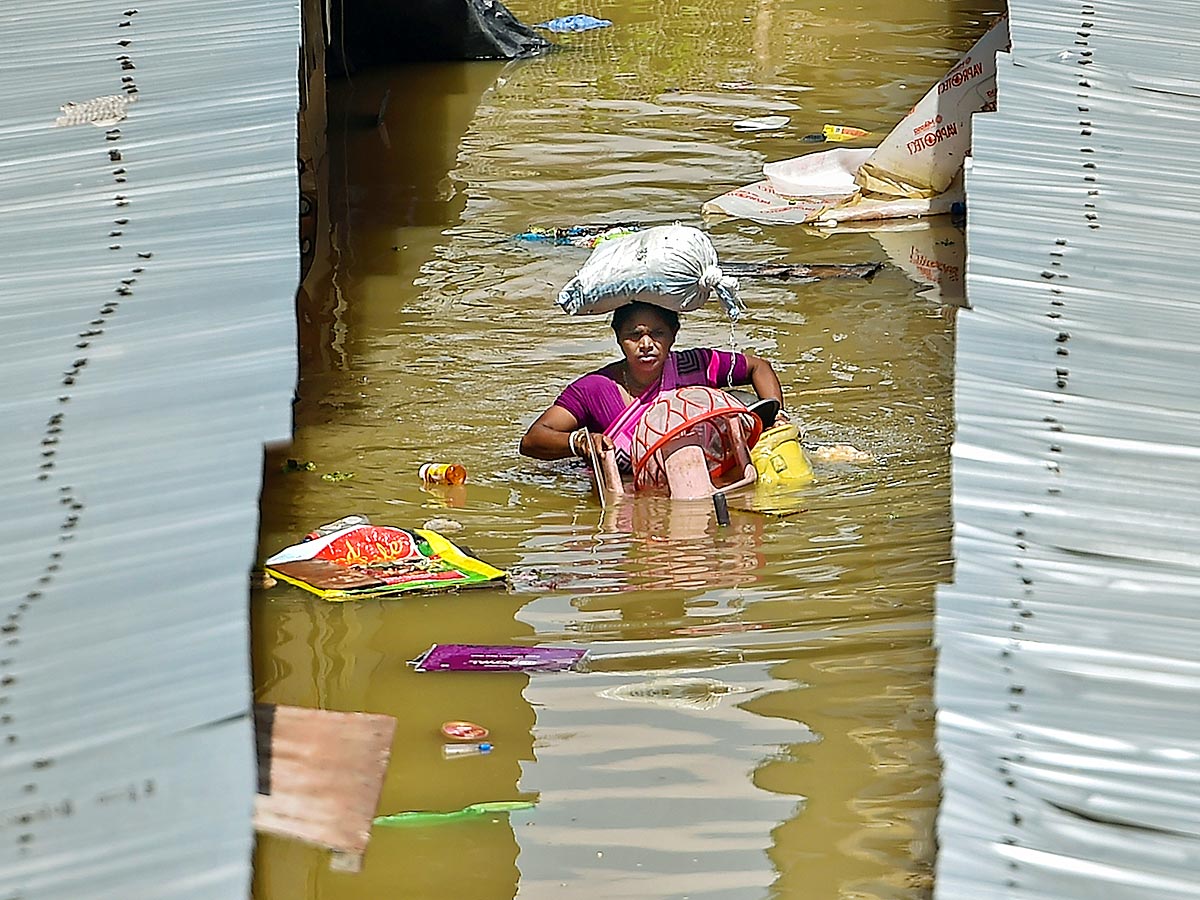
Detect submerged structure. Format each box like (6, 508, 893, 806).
(328, 0, 551, 72)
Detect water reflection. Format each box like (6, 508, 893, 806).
(599, 495, 766, 591)
(807, 216, 967, 307)
(516, 660, 810, 900)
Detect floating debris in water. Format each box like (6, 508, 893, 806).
(281, 458, 316, 473)
(732, 115, 790, 132)
(506, 568, 563, 591)
(250, 570, 276, 590)
(721, 261, 882, 282)
(822, 123, 871, 142)
(807, 443, 873, 464)
(374, 800, 535, 827)
(534, 14, 612, 33)
(410, 644, 589, 673)
(514, 222, 644, 247)
(441, 720, 489, 741)
(599, 677, 753, 711)
(423, 517, 464, 533)
(321, 471, 355, 482)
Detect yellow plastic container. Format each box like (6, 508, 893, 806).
(750, 423, 814, 488)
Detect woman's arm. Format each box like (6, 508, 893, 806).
(737, 353, 791, 423)
(520, 405, 580, 460)
(520, 405, 615, 460)
(741, 353, 784, 406)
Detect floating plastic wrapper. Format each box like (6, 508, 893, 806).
(265, 525, 505, 599)
(374, 801, 535, 826)
(409, 643, 589, 673)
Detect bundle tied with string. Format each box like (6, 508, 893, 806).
(555, 224, 743, 320)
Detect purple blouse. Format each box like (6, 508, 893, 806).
(555, 348, 750, 470)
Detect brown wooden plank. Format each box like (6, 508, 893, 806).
(253, 704, 396, 862)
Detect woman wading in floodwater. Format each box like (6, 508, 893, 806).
(519, 301, 786, 475)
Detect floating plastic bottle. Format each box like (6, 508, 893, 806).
(419, 463, 467, 485)
(442, 741, 492, 759)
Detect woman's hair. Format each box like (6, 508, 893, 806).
(610, 302, 681, 336)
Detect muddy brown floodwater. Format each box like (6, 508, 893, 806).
(251, 1, 998, 897)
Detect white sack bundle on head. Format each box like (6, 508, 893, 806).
(556, 224, 743, 320)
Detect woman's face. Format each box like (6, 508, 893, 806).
(616, 307, 677, 379)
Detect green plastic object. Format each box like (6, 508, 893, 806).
(373, 800, 535, 827)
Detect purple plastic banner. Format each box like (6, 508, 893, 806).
(410, 644, 588, 673)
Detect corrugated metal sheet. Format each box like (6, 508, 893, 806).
(0, 1, 300, 897)
(936, 1, 1200, 897)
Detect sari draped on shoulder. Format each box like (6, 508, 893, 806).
(606, 349, 743, 473)
(604, 354, 681, 473)
(554, 348, 747, 475)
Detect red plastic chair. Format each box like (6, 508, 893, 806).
(631, 386, 762, 498)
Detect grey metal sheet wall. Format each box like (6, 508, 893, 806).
(937, 1, 1200, 897)
(0, 1, 300, 897)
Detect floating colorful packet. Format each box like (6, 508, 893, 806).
(409, 643, 588, 673)
(822, 123, 871, 142)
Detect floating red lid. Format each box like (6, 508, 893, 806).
(441, 720, 489, 742)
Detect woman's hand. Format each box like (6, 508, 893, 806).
(568, 428, 615, 462)
(587, 431, 615, 457)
